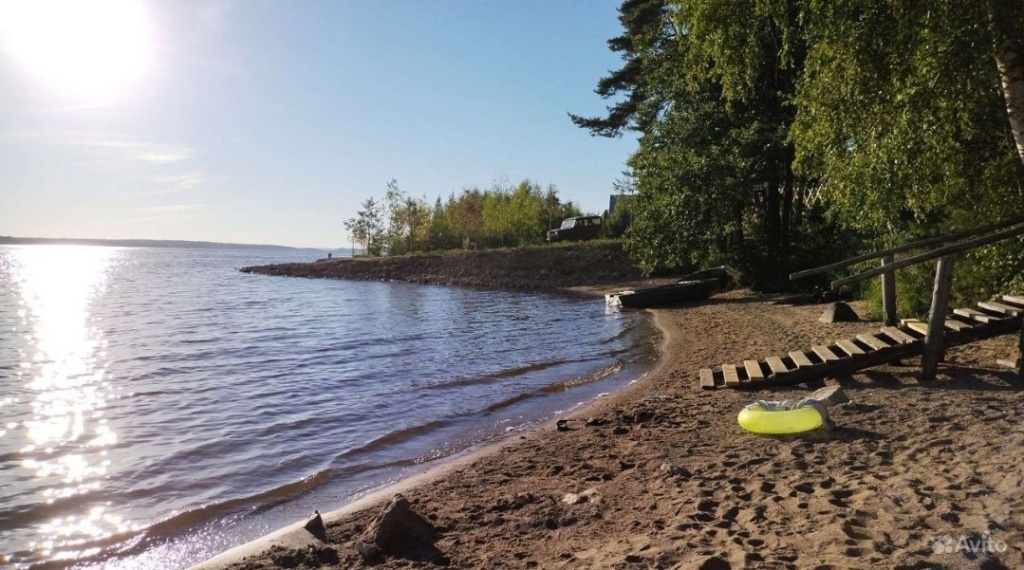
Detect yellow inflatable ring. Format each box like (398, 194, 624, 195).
(737, 404, 823, 435)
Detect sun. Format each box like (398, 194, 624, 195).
(0, 0, 153, 103)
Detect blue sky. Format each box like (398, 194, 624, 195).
(0, 1, 636, 248)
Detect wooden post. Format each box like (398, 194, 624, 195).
(922, 256, 955, 381)
(1017, 321, 1023, 378)
(881, 255, 897, 326)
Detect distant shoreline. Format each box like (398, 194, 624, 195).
(0, 236, 327, 252)
(240, 241, 649, 291)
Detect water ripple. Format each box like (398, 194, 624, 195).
(0, 245, 653, 569)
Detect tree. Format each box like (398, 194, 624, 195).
(572, 0, 828, 286)
(343, 197, 384, 256)
(677, 0, 1024, 294)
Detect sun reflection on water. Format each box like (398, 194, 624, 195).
(2, 246, 132, 562)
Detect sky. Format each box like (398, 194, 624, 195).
(0, 0, 637, 248)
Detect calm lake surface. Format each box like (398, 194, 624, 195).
(0, 245, 653, 569)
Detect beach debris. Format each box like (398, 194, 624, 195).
(819, 302, 859, 323)
(562, 493, 585, 506)
(561, 488, 601, 506)
(642, 393, 671, 402)
(585, 416, 608, 427)
(659, 463, 692, 478)
(303, 509, 326, 541)
(356, 494, 439, 562)
(612, 426, 630, 435)
(269, 544, 339, 568)
(556, 419, 570, 431)
(619, 407, 656, 425)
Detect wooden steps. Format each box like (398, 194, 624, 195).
(699, 294, 1024, 389)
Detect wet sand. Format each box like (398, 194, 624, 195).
(197, 289, 1024, 570)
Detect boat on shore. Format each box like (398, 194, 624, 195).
(606, 278, 721, 309)
(606, 266, 729, 309)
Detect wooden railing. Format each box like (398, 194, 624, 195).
(791, 216, 1024, 380)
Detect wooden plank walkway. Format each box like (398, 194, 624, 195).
(699, 295, 1024, 389)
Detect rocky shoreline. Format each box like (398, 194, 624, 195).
(241, 242, 647, 290)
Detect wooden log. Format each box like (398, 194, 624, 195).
(954, 307, 1006, 324)
(881, 255, 897, 326)
(922, 256, 955, 381)
(699, 369, 717, 389)
(765, 356, 790, 376)
(812, 345, 841, 362)
(856, 333, 892, 351)
(722, 364, 740, 386)
(978, 300, 1024, 317)
(789, 351, 815, 368)
(836, 339, 866, 356)
(880, 326, 919, 344)
(1002, 294, 1024, 307)
(744, 360, 765, 382)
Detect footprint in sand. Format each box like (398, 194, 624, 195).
(792, 482, 816, 494)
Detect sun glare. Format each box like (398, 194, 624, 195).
(0, 0, 153, 103)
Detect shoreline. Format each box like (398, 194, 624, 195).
(240, 241, 652, 291)
(191, 287, 666, 570)
(194, 289, 1023, 570)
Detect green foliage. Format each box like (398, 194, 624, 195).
(576, 0, 844, 288)
(674, 0, 1024, 300)
(788, 1, 1024, 235)
(343, 197, 384, 255)
(345, 179, 582, 255)
(575, 0, 1024, 299)
(382, 179, 431, 256)
(858, 263, 935, 321)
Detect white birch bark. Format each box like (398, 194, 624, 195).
(997, 37, 1024, 166)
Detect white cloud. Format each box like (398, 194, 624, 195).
(137, 149, 193, 163)
(2, 129, 196, 164)
(155, 172, 205, 190)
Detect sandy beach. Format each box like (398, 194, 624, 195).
(198, 288, 1023, 570)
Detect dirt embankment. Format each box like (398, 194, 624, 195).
(241, 242, 646, 290)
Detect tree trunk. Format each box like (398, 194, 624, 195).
(730, 202, 745, 264)
(997, 36, 1024, 166)
(781, 165, 794, 254)
(765, 181, 781, 254)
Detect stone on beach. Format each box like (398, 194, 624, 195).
(807, 385, 850, 407)
(561, 488, 601, 506)
(303, 509, 326, 541)
(819, 302, 859, 323)
(356, 494, 438, 561)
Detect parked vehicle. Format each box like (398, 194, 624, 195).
(547, 216, 603, 242)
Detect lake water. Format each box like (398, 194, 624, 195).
(0, 245, 653, 569)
